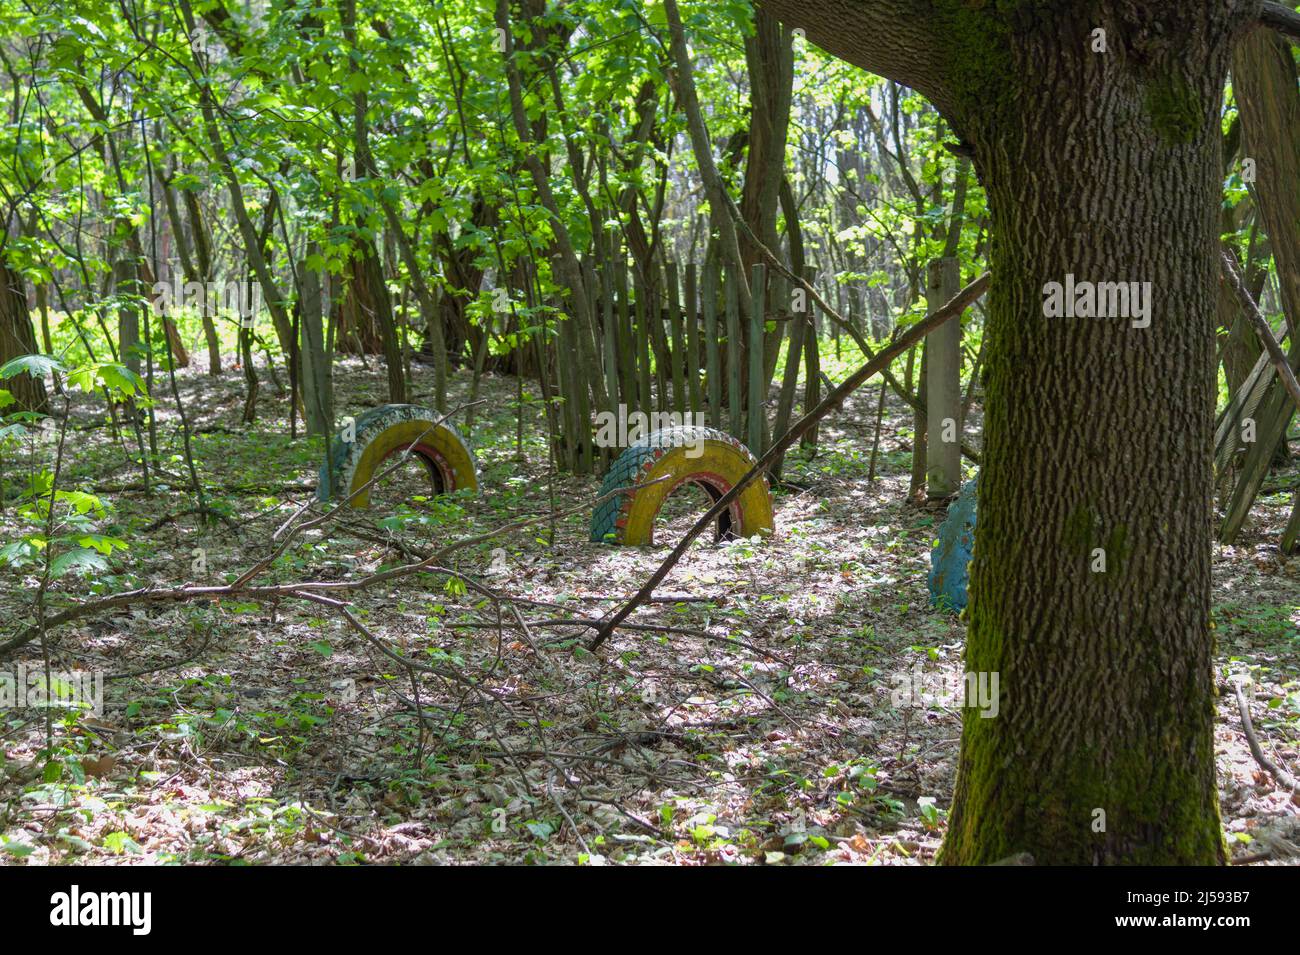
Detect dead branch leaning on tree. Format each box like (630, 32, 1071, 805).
(1221, 247, 1300, 414)
(588, 270, 991, 650)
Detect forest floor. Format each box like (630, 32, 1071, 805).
(1, 351, 1298, 865)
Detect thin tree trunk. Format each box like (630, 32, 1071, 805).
(1234, 26, 1300, 342)
(496, 0, 608, 415)
(0, 263, 48, 413)
(381, 197, 446, 411)
(299, 242, 332, 437)
(162, 171, 221, 374)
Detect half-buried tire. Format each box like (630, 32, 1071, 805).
(928, 474, 977, 612)
(318, 404, 478, 507)
(591, 426, 774, 546)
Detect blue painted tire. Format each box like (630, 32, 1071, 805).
(928, 475, 977, 612)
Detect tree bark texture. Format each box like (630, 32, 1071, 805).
(760, 0, 1262, 864)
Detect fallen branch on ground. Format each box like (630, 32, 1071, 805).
(1235, 680, 1299, 793)
(0, 475, 663, 659)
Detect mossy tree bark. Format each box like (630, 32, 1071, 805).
(760, 0, 1264, 864)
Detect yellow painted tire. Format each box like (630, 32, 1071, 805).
(318, 404, 478, 508)
(590, 426, 774, 545)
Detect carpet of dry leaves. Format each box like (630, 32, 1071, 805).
(1, 356, 1297, 865)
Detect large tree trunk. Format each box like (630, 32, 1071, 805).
(761, 0, 1259, 864)
(948, 21, 1232, 866)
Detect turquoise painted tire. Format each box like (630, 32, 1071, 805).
(317, 404, 478, 507)
(928, 475, 977, 612)
(591, 426, 774, 546)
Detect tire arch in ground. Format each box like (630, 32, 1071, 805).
(317, 404, 478, 508)
(928, 475, 977, 612)
(590, 426, 775, 546)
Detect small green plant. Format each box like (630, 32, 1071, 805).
(0, 356, 146, 580)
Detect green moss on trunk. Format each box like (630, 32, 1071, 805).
(1146, 74, 1201, 145)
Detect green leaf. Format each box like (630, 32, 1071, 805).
(0, 539, 40, 568)
(0, 423, 26, 442)
(0, 838, 34, 857)
(50, 547, 110, 578)
(66, 366, 96, 393)
(95, 363, 146, 398)
(74, 533, 127, 555)
(0, 354, 62, 380)
(58, 491, 105, 516)
(102, 831, 142, 855)
(524, 820, 554, 840)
